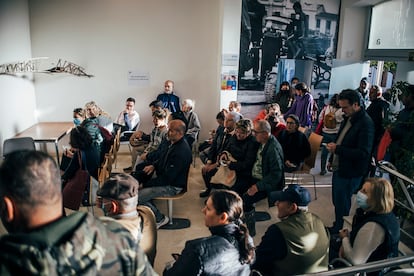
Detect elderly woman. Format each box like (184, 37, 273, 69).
(224, 119, 260, 195)
(163, 190, 254, 276)
(337, 177, 400, 273)
(181, 98, 201, 148)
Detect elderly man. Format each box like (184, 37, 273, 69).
(0, 150, 155, 275)
(200, 111, 242, 198)
(157, 80, 180, 113)
(137, 119, 192, 228)
(253, 185, 330, 275)
(97, 173, 157, 265)
(243, 120, 285, 236)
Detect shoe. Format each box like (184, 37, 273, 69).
(199, 189, 211, 198)
(320, 170, 327, 176)
(156, 215, 169, 229)
(123, 166, 132, 173)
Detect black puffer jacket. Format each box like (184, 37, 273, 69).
(163, 224, 252, 276)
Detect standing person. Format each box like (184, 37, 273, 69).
(318, 94, 343, 175)
(243, 120, 285, 236)
(336, 178, 400, 275)
(284, 82, 314, 128)
(163, 190, 254, 276)
(356, 77, 370, 109)
(137, 119, 192, 228)
(253, 185, 330, 275)
(157, 80, 180, 113)
(326, 89, 374, 234)
(274, 81, 294, 114)
(367, 85, 390, 175)
(0, 150, 156, 275)
(181, 99, 201, 148)
(60, 126, 100, 181)
(115, 97, 141, 134)
(247, 0, 266, 79)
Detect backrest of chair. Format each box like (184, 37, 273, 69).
(137, 205, 157, 266)
(302, 132, 323, 171)
(3, 137, 36, 157)
(98, 154, 112, 185)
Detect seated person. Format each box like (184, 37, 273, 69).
(96, 173, 157, 265)
(163, 190, 254, 275)
(243, 120, 285, 236)
(223, 119, 260, 195)
(335, 178, 400, 273)
(223, 100, 243, 117)
(180, 98, 201, 148)
(277, 114, 311, 172)
(253, 185, 330, 275)
(124, 101, 167, 172)
(200, 111, 242, 197)
(73, 107, 85, 126)
(133, 109, 168, 169)
(115, 97, 141, 140)
(157, 80, 180, 113)
(254, 103, 286, 138)
(0, 150, 155, 275)
(199, 111, 225, 164)
(60, 126, 100, 181)
(135, 119, 192, 228)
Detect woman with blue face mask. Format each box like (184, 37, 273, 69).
(336, 178, 400, 275)
(73, 107, 85, 126)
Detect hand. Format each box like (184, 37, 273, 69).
(326, 142, 337, 153)
(247, 184, 258, 196)
(140, 152, 148, 160)
(202, 163, 217, 174)
(339, 228, 349, 239)
(285, 160, 296, 168)
(143, 165, 155, 175)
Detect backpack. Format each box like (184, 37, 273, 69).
(323, 109, 337, 129)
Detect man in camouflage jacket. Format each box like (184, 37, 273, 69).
(0, 150, 156, 275)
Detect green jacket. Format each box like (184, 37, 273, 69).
(0, 212, 157, 276)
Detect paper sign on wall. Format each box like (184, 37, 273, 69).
(128, 70, 150, 87)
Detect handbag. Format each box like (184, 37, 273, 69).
(62, 151, 89, 210)
(210, 151, 237, 188)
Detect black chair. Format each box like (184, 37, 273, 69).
(3, 137, 36, 157)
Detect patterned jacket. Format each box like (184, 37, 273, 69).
(0, 212, 157, 276)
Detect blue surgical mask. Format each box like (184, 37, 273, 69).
(73, 118, 82, 126)
(356, 191, 369, 210)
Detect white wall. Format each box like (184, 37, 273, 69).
(0, 0, 37, 154)
(28, 0, 223, 140)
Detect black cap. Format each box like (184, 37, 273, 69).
(269, 184, 311, 207)
(97, 173, 138, 200)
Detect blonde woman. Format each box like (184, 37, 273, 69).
(337, 178, 400, 272)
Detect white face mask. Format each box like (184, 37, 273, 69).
(356, 191, 369, 210)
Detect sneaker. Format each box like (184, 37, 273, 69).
(123, 166, 133, 173)
(156, 215, 169, 229)
(199, 189, 211, 198)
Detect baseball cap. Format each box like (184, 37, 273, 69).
(269, 184, 311, 207)
(97, 173, 139, 200)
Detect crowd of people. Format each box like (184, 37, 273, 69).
(1, 78, 413, 275)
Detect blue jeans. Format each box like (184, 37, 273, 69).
(320, 132, 336, 172)
(138, 185, 182, 221)
(331, 171, 362, 231)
